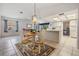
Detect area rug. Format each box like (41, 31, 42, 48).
(16, 43, 55, 56)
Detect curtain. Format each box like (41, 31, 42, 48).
(16, 21, 18, 32)
(4, 20, 8, 32)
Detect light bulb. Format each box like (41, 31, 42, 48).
(32, 16, 37, 24)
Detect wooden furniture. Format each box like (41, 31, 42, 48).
(16, 29, 55, 56)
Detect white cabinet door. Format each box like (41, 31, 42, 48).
(70, 20, 77, 38)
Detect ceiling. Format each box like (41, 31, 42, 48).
(0, 3, 79, 20)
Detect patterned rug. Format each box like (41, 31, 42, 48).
(16, 43, 55, 56)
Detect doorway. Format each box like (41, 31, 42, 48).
(63, 21, 70, 36)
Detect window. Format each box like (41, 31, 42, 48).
(39, 23, 49, 31)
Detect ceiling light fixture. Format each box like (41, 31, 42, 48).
(32, 3, 37, 24)
(59, 13, 69, 21)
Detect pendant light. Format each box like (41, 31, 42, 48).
(32, 3, 37, 24)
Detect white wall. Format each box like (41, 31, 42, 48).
(0, 16, 2, 38)
(77, 8, 79, 49)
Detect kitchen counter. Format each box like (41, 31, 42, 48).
(40, 30, 59, 43)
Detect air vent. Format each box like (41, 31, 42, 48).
(19, 11, 23, 14)
(59, 13, 64, 16)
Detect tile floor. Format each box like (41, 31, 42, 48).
(0, 36, 79, 56)
(51, 36, 79, 56)
(0, 36, 21, 56)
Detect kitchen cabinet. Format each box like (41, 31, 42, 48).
(70, 20, 77, 38)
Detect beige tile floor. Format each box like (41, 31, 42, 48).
(51, 36, 79, 56)
(0, 36, 79, 56)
